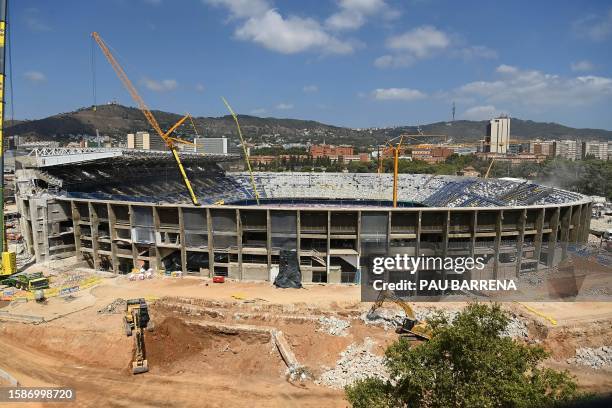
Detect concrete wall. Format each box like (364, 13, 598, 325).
(15, 196, 592, 284)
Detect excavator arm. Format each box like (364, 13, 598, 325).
(369, 290, 431, 340)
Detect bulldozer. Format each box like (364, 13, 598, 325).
(124, 298, 150, 374)
(368, 290, 432, 341)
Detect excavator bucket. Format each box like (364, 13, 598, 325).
(132, 359, 149, 375)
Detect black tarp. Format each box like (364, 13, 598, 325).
(274, 249, 302, 288)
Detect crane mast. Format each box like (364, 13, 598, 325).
(91, 32, 199, 205)
(0, 0, 16, 276)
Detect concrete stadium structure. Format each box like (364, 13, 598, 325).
(15, 148, 592, 284)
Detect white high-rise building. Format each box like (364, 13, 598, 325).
(194, 137, 229, 154)
(485, 116, 510, 154)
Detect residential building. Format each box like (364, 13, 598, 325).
(127, 131, 167, 151)
(529, 139, 555, 157)
(582, 141, 609, 160)
(411, 147, 454, 163)
(553, 140, 579, 161)
(484, 116, 510, 154)
(310, 144, 354, 158)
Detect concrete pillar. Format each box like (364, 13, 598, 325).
(515, 208, 526, 276)
(206, 208, 214, 276)
(547, 207, 560, 267)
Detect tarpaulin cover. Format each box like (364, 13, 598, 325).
(274, 249, 302, 288)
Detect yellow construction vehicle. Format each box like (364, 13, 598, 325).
(368, 290, 432, 341)
(124, 298, 150, 374)
(91, 32, 200, 206)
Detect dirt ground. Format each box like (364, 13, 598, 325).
(1, 272, 611, 407)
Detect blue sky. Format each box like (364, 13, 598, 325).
(10, 0, 612, 129)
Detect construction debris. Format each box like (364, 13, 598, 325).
(316, 338, 388, 389)
(362, 307, 529, 338)
(568, 346, 612, 370)
(317, 316, 351, 336)
(98, 298, 126, 314)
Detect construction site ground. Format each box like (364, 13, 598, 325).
(1, 265, 611, 407)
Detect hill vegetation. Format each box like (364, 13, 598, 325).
(7, 104, 612, 147)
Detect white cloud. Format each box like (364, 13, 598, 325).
(453, 45, 498, 60)
(572, 8, 612, 41)
(570, 60, 594, 72)
(455, 65, 612, 108)
(24, 8, 51, 32)
(207, 1, 353, 55)
(496, 64, 519, 74)
(372, 88, 426, 101)
(251, 108, 267, 115)
(142, 78, 178, 92)
(204, 0, 270, 18)
(24, 71, 46, 83)
(303, 84, 318, 93)
(386, 26, 450, 57)
(235, 10, 353, 54)
(374, 54, 414, 68)
(375, 26, 496, 68)
(276, 102, 294, 110)
(195, 83, 205, 92)
(462, 105, 503, 120)
(326, 0, 398, 31)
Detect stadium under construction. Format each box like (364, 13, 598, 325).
(14, 147, 592, 285)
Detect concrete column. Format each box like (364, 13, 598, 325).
(356, 210, 361, 283)
(178, 207, 186, 273)
(236, 209, 242, 280)
(206, 208, 214, 276)
(296, 209, 301, 280)
(547, 207, 560, 267)
(266, 209, 272, 272)
(415, 210, 422, 256)
(108, 203, 118, 274)
(152, 206, 162, 272)
(559, 206, 572, 260)
(71, 201, 81, 263)
(89, 202, 100, 270)
(533, 208, 545, 267)
(326, 210, 331, 275)
(493, 210, 502, 279)
(128, 204, 137, 271)
(515, 208, 527, 276)
(569, 204, 581, 243)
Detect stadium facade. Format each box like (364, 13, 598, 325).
(15, 148, 592, 284)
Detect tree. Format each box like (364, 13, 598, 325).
(346, 303, 582, 408)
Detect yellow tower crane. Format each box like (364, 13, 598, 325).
(377, 136, 404, 208)
(91, 32, 199, 205)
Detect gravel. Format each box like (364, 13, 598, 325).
(317, 316, 351, 336)
(316, 337, 388, 389)
(98, 298, 126, 314)
(568, 346, 612, 370)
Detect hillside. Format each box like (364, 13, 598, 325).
(6, 104, 612, 147)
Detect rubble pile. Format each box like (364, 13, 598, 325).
(98, 298, 126, 314)
(317, 316, 351, 336)
(362, 307, 529, 339)
(568, 346, 612, 369)
(316, 338, 388, 389)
